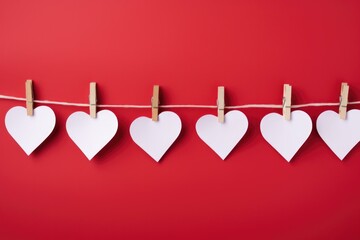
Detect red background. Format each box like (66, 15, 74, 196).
(1, 1, 360, 239)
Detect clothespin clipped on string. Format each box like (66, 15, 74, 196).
(89, 82, 97, 118)
(282, 84, 292, 120)
(339, 82, 349, 120)
(217, 86, 225, 123)
(151, 85, 160, 121)
(25, 80, 34, 116)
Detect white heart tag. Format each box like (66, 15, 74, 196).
(5, 106, 56, 155)
(316, 110, 360, 160)
(129, 111, 182, 162)
(260, 110, 312, 162)
(195, 110, 248, 160)
(66, 110, 118, 160)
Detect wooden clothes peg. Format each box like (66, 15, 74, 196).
(89, 82, 97, 118)
(217, 86, 225, 123)
(339, 82, 349, 120)
(25, 80, 34, 116)
(152, 85, 159, 121)
(282, 84, 292, 120)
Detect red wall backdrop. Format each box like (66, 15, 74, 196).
(1, 1, 360, 239)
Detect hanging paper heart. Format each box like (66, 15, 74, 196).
(316, 109, 360, 160)
(195, 110, 248, 160)
(5, 106, 56, 155)
(260, 110, 312, 162)
(66, 110, 118, 160)
(130, 111, 182, 162)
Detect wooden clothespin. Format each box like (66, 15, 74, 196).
(339, 82, 349, 120)
(25, 80, 34, 116)
(89, 82, 97, 118)
(217, 86, 225, 123)
(282, 84, 292, 120)
(151, 85, 159, 121)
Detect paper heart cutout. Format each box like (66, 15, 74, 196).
(66, 110, 118, 160)
(196, 110, 248, 160)
(316, 110, 360, 160)
(260, 110, 312, 162)
(5, 106, 56, 155)
(130, 111, 182, 162)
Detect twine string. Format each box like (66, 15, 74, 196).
(0, 94, 359, 109)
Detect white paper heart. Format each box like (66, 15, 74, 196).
(260, 110, 312, 162)
(5, 106, 56, 155)
(66, 110, 118, 160)
(195, 110, 248, 160)
(129, 111, 182, 162)
(316, 110, 360, 160)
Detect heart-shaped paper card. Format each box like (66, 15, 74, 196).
(5, 106, 56, 155)
(260, 110, 312, 162)
(66, 110, 118, 160)
(196, 110, 248, 160)
(316, 109, 360, 160)
(130, 111, 182, 162)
